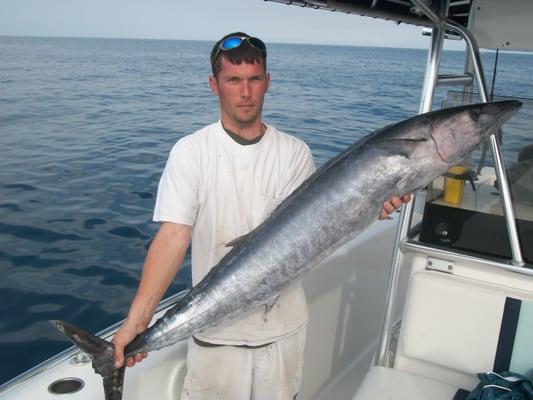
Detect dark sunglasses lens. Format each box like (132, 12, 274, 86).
(249, 37, 266, 52)
(221, 37, 244, 51)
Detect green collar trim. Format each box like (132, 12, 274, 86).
(222, 123, 265, 146)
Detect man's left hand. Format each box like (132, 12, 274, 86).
(378, 194, 412, 220)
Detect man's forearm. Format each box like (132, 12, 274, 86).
(125, 222, 191, 330)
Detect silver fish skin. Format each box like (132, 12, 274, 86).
(50, 100, 521, 398)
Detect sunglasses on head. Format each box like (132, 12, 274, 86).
(214, 36, 267, 62)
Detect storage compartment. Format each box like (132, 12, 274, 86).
(420, 201, 533, 263)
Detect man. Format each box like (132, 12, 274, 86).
(113, 32, 410, 399)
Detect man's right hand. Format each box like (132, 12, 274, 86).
(113, 320, 149, 368)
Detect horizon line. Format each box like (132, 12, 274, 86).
(0, 33, 436, 51)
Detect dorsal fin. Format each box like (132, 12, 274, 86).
(225, 233, 250, 248)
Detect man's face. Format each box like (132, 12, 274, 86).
(209, 56, 270, 131)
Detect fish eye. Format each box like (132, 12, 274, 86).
(470, 109, 481, 121)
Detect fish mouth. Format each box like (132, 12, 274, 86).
(486, 100, 522, 125)
(476, 100, 522, 141)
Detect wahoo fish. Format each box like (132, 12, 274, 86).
(51, 100, 521, 400)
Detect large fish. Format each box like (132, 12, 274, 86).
(50, 100, 521, 399)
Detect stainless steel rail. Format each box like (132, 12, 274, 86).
(437, 73, 474, 87)
(375, 1, 449, 367)
(415, 0, 524, 267)
(402, 240, 533, 277)
(376, 0, 526, 367)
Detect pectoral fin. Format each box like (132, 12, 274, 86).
(387, 138, 428, 159)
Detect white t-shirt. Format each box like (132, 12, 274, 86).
(153, 121, 316, 345)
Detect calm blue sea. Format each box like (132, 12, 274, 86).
(0, 36, 532, 385)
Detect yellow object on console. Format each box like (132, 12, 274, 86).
(443, 165, 467, 205)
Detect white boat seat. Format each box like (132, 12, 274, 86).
(354, 263, 533, 400)
(396, 270, 533, 385)
(353, 366, 460, 400)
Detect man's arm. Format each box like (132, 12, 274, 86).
(113, 221, 191, 368)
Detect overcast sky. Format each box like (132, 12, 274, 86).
(0, 0, 465, 49)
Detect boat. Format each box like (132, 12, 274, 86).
(1, 0, 532, 398)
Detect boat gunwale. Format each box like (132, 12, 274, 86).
(0, 290, 189, 395)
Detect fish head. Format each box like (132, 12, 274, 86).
(429, 100, 522, 165)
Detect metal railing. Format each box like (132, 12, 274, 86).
(375, 0, 526, 367)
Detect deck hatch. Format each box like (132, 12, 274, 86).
(47, 377, 84, 395)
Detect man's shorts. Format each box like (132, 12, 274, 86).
(180, 327, 306, 400)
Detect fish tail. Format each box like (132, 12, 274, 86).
(49, 319, 112, 357)
(103, 367, 126, 400)
(49, 320, 125, 400)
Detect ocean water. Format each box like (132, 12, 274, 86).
(0, 36, 531, 385)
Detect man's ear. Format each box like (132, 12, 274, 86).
(209, 75, 219, 96)
(266, 72, 271, 92)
